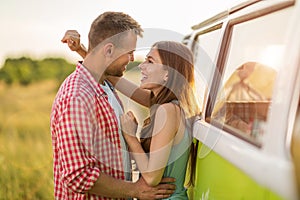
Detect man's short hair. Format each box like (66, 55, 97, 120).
(88, 11, 143, 51)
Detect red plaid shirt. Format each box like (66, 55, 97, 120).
(51, 63, 125, 199)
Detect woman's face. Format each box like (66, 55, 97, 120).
(139, 48, 168, 94)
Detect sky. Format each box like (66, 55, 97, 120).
(0, 0, 243, 66)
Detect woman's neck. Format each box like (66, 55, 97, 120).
(151, 86, 164, 97)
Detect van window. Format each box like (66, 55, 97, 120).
(210, 7, 293, 146)
(193, 25, 223, 114)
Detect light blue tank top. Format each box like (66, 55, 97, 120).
(162, 100, 192, 199)
(162, 127, 191, 200)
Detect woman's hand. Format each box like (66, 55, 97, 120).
(61, 30, 82, 51)
(120, 111, 138, 143)
(61, 30, 87, 58)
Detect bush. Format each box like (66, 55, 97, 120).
(0, 57, 74, 85)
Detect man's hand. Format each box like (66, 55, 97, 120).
(61, 30, 87, 58)
(135, 177, 176, 200)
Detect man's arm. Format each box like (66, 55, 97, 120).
(89, 173, 176, 199)
(57, 96, 175, 199)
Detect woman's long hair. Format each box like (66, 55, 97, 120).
(140, 41, 200, 186)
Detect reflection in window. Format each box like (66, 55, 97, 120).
(209, 7, 292, 145)
(212, 62, 276, 141)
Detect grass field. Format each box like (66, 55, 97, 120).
(0, 80, 57, 199)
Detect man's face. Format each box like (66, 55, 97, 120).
(105, 31, 137, 77)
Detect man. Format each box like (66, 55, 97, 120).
(51, 11, 175, 199)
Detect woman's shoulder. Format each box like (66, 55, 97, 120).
(158, 101, 179, 111)
(155, 102, 180, 119)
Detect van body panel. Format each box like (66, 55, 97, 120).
(192, 120, 297, 199)
(189, 142, 283, 200)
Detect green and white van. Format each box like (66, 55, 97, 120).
(183, 0, 300, 199)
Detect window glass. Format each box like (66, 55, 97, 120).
(194, 27, 223, 113)
(211, 7, 293, 145)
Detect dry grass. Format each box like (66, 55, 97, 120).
(0, 80, 57, 199)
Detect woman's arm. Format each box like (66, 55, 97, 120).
(61, 30, 87, 58)
(107, 76, 152, 107)
(121, 104, 179, 186)
(61, 30, 151, 107)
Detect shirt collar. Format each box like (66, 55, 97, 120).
(104, 80, 115, 92)
(76, 62, 105, 97)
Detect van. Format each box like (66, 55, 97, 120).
(183, 0, 300, 199)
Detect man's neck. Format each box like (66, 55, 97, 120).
(82, 59, 106, 84)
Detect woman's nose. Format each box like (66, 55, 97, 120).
(138, 62, 145, 69)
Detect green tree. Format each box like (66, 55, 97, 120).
(0, 57, 74, 85)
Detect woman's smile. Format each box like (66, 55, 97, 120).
(140, 72, 148, 82)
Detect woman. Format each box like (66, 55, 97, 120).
(62, 32, 200, 199)
(118, 41, 200, 199)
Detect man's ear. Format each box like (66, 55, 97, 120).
(103, 43, 114, 57)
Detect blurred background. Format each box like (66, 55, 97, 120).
(0, 0, 241, 199)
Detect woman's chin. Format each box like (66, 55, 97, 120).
(140, 84, 146, 89)
(140, 83, 150, 90)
